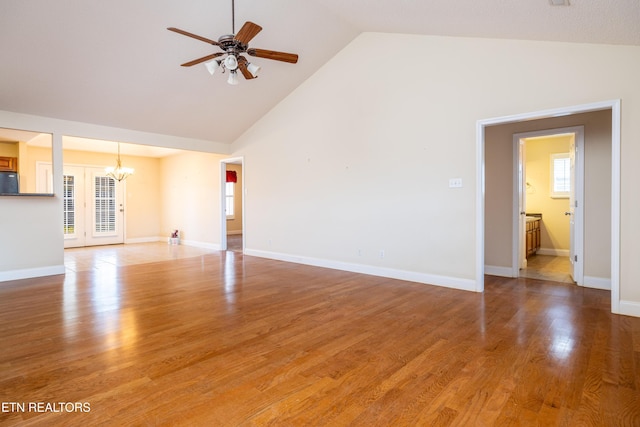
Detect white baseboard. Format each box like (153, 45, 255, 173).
(619, 300, 640, 318)
(582, 276, 611, 290)
(125, 236, 162, 244)
(0, 265, 66, 283)
(484, 265, 516, 278)
(125, 237, 221, 251)
(180, 239, 221, 250)
(244, 249, 479, 292)
(537, 248, 570, 257)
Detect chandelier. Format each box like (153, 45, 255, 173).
(105, 142, 134, 182)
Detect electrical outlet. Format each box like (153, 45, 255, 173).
(449, 178, 463, 188)
(380, 250, 385, 259)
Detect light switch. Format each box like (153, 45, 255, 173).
(449, 178, 463, 188)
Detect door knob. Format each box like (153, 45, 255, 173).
(564, 211, 572, 216)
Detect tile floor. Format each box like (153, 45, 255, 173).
(519, 254, 574, 283)
(64, 242, 216, 273)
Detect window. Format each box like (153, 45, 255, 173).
(63, 175, 75, 235)
(94, 176, 117, 233)
(551, 153, 570, 198)
(225, 182, 235, 219)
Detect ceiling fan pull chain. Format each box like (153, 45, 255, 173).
(232, 0, 235, 34)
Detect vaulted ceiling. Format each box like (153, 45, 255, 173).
(1, 1, 638, 145)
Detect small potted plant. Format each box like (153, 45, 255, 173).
(168, 229, 179, 245)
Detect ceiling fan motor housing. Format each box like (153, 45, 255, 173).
(218, 34, 247, 53)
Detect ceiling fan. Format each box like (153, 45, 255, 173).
(167, 0, 299, 85)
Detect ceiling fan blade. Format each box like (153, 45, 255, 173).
(247, 48, 298, 64)
(237, 56, 256, 80)
(234, 21, 262, 45)
(237, 63, 255, 80)
(181, 52, 224, 67)
(167, 27, 220, 46)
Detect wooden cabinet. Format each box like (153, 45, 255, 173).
(526, 218, 541, 258)
(0, 156, 17, 172)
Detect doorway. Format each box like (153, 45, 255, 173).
(63, 165, 125, 248)
(514, 127, 584, 285)
(220, 157, 244, 252)
(477, 100, 620, 313)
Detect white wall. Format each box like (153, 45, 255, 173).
(232, 33, 640, 314)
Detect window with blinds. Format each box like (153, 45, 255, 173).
(551, 153, 570, 198)
(63, 175, 75, 235)
(94, 176, 116, 233)
(225, 181, 235, 219)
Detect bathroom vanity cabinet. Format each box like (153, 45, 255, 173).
(526, 217, 541, 258)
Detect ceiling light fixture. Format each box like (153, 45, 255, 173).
(549, 0, 570, 5)
(246, 62, 261, 77)
(105, 142, 134, 182)
(205, 59, 221, 75)
(227, 70, 239, 85)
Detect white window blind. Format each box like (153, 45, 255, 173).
(551, 153, 570, 198)
(63, 175, 75, 235)
(94, 176, 116, 233)
(225, 182, 235, 218)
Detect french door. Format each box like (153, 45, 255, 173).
(63, 165, 125, 248)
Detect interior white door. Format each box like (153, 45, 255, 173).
(518, 139, 527, 270)
(568, 135, 576, 281)
(63, 165, 124, 248)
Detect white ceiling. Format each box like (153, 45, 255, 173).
(1, 1, 638, 147)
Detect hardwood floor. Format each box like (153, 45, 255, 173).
(1, 246, 639, 426)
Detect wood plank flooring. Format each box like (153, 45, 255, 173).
(1, 246, 639, 426)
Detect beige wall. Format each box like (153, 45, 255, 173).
(160, 151, 227, 246)
(21, 145, 51, 193)
(485, 110, 611, 280)
(525, 135, 571, 252)
(0, 141, 18, 157)
(226, 164, 243, 234)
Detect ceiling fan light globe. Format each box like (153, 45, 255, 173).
(247, 62, 261, 77)
(204, 59, 221, 75)
(227, 71, 239, 85)
(224, 55, 238, 71)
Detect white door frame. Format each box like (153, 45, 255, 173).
(476, 99, 621, 314)
(511, 126, 585, 284)
(220, 157, 244, 251)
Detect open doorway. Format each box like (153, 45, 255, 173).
(479, 100, 618, 312)
(220, 157, 244, 253)
(514, 127, 584, 284)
